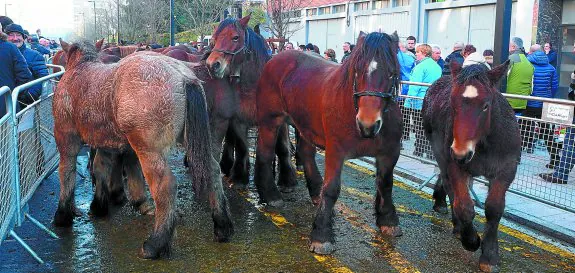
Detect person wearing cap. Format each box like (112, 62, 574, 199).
(5, 23, 48, 109)
(0, 22, 33, 115)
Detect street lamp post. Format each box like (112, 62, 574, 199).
(117, 0, 120, 44)
(170, 0, 175, 46)
(4, 3, 11, 16)
(88, 1, 97, 39)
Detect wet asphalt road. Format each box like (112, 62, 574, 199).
(1, 148, 575, 273)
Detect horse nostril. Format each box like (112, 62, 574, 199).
(466, 151, 474, 162)
(212, 61, 221, 71)
(373, 120, 382, 133)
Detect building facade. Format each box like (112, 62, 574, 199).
(282, 0, 575, 93)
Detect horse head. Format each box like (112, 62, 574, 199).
(61, 40, 100, 70)
(206, 15, 267, 79)
(449, 60, 509, 164)
(344, 31, 400, 138)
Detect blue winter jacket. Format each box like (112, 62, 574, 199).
(397, 50, 415, 97)
(18, 43, 49, 103)
(546, 49, 557, 68)
(404, 57, 442, 110)
(0, 40, 33, 115)
(527, 51, 558, 108)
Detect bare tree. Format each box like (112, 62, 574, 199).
(176, 0, 234, 42)
(264, 0, 305, 49)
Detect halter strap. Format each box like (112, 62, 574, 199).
(353, 75, 399, 112)
(212, 28, 250, 56)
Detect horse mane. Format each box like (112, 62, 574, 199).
(119, 45, 140, 58)
(454, 64, 492, 90)
(69, 40, 100, 64)
(214, 18, 271, 69)
(335, 32, 399, 91)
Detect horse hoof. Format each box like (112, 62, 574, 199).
(89, 200, 109, 217)
(53, 209, 74, 227)
(311, 196, 321, 206)
(309, 241, 335, 255)
(433, 205, 448, 214)
(380, 226, 403, 237)
(462, 232, 481, 252)
(110, 192, 128, 206)
(213, 217, 234, 243)
(479, 262, 500, 273)
(279, 185, 295, 193)
(231, 183, 248, 191)
(266, 199, 284, 207)
(138, 240, 169, 260)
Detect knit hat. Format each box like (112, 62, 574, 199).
(462, 52, 491, 69)
(5, 23, 27, 38)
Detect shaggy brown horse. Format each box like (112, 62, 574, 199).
(422, 62, 520, 273)
(255, 31, 403, 254)
(53, 41, 233, 259)
(206, 15, 295, 196)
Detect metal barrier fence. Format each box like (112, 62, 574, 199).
(0, 65, 64, 264)
(395, 81, 575, 213)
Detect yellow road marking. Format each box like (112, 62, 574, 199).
(342, 160, 575, 265)
(240, 193, 354, 273)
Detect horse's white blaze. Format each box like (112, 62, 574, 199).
(462, 85, 478, 98)
(450, 139, 476, 156)
(368, 59, 378, 77)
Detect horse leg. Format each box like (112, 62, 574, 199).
(374, 154, 402, 237)
(254, 119, 284, 206)
(441, 175, 462, 238)
(135, 151, 176, 259)
(479, 178, 511, 273)
(447, 164, 480, 252)
(53, 134, 82, 227)
(432, 176, 449, 214)
(276, 124, 297, 193)
(229, 122, 250, 189)
(89, 149, 117, 217)
(298, 137, 322, 205)
(219, 126, 235, 177)
(309, 148, 344, 254)
(108, 152, 127, 205)
(123, 150, 154, 215)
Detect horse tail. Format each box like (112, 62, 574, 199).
(185, 81, 234, 242)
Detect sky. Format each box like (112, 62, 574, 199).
(3, 0, 74, 39)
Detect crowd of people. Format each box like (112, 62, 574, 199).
(0, 16, 54, 115)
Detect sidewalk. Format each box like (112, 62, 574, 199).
(355, 152, 575, 246)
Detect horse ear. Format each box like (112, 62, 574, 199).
(95, 38, 104, 52)
(254, 24, 261, 35)
(450, 60, 462, 79)
(487, 60, 510, 85)
(357, 31, 367, 46)
(391, 31, 399, 42)
(60, 39, 71, 52)
(239, 14, 251, 28)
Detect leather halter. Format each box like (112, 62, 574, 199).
(353, 74, 399, 112)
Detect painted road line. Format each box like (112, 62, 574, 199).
(341, 159, 575, 266)
(239, 191, 353, 273)
(336, 202, 421, 273)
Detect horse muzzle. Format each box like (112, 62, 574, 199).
(356, 118, 382, 138)
(450, 146, 475, 165)
(206, 55, 228, 79)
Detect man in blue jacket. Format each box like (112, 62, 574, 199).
(525, 44, 560, 167)
(0, 23, 33, 115)
(5, 23, 48, 109)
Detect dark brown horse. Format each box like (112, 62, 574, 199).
(422, 62, 520, 273)
(206, 16, 295, 198)
(254, 31, 403, 254)
(53, 41, 233, 259)
(164, 48, 204, 63)
(100, 44, 145, 58)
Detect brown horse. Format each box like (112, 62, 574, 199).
(206, 15, 295, 198)
(422, 62, 520, 273)
(53, 41, 233, 259)
(254, 31, 403, 254)
(101, 45, 145, 58)
(164, 48, 204, 63)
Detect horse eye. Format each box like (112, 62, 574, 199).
(232, 36, 239, 41)
(482, 103, 489, 112)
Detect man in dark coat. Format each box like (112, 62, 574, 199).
(5, 23, 48, 108)
(442, 41, 465, 75)
(0, 23, 33, 115)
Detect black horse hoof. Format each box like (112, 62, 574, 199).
(89, 199, 109, 217)
(138, 240, 169, 260)
(110, 191, 128, 206)
(311, 196, 321, 206)
(380, 226, 403, 237)
(433, 204, 449, 214)
(53, 208, 74, 227)
(479, 262, 500, 273)
(309, 241, 336, 255)
(213, 222, 234, 243)
(461, 232, 481, 252)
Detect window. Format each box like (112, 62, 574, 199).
(306, 8, 318, 16)
(395, 0, 411, 6)
(332, 4, 345, 13)
(373, 0, 390, 9)
(354, 2, 370, 11)
(291, 10, 302, 18)
(319, 7, 331, 15)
